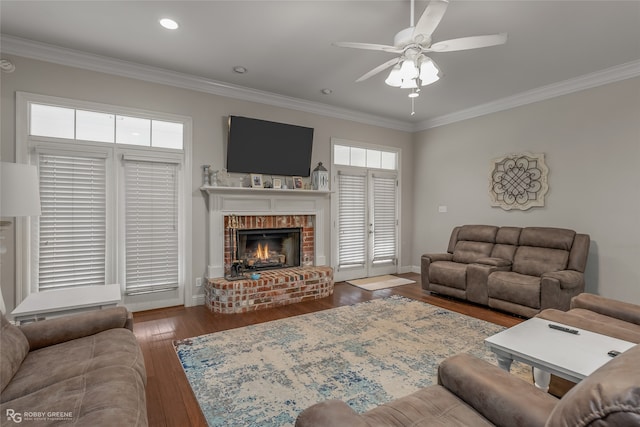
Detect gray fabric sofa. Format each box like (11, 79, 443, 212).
(421, 225, 590, 317)
(0, 307, 147, 426)
(296, 344, 640, 426)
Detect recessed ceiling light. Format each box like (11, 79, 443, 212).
(233, 66, 248, 74)
(159, 18, 179, 30)
(321, 88, 333, 95)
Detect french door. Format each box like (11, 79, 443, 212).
(333, 168, 399, 282)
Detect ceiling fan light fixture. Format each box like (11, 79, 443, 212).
(384, 65, 403, 87)
(400, 77, 418, 89)
(399, 59, 419, 80)
(419, 57, 440, 86)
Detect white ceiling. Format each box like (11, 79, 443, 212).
(1, 1, 639, 128)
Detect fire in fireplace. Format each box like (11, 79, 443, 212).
(236, 227, 301, 271)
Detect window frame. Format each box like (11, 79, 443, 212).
(15, 92, 193, 311)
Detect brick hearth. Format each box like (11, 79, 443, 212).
(205, 266, 334, 314)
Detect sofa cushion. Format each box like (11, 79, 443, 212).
(547, 344, 640, 426)
(429, 261, 468, 290)
(519, 227, 575, 250)
(452, 241, 494, 264)
(457, 225, 498, 243)
(495, 227, 521, 245)
(1, 328, 145, 403)
(0, 315, 29, 393)
(0, 365, 147, 427)
(512, 246, 569, 277)
(362, 385, 494, 427)
(488, 271, 541, 309)
(490, 244, 517, 262)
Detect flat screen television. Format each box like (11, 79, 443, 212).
(226, 116, 314, 177)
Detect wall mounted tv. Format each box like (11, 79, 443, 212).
(226, 116, 314, 177)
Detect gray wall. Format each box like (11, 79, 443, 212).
(412, 77, 640, 304)
(0, 55, 414, 312)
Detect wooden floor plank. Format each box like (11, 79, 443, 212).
(133, 273, 524, 427)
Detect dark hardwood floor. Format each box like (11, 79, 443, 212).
(133, 273, 525, 427)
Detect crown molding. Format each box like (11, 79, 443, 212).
(0, 35, 414, 132)
(3, 35, 638, 135)
(415, 59, 640, 131)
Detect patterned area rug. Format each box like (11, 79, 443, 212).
(174, 296, 529, 426)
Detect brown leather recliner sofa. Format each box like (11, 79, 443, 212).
(0, 307, 148, 426)
(295, 344, 640, 426)
(421, 225, 590, 317)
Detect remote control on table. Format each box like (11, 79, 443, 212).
(548, 324, 579, 334)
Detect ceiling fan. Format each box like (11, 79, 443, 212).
(334, 0, 507, 89)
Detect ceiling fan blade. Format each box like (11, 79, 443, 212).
(356, 57, 401, 82)
(430, 33, 508, 52)
(332, 41, 403, 54)
(413, 0, 449, 41)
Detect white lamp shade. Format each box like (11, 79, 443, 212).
(400, 78, 418, 89)
(0, 162, 41, 217)
(399, 60, 419, 80)
(385, 65, 403, 87)
(419, 58, 440, 86)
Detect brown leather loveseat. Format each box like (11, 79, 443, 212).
(421, 225, 590, 317)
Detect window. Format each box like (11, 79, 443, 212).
(333, 144, 397, 170)
(17, 92, 191, 310)
(36, 153, 107, 290)
(123, 159, 179, 295)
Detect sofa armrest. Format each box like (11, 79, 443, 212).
(570, 293, 640, 326)
(422, 253, 453, 262)
(295, 399, 368, 427)
(542, 270, 583, 290)
(475, 257, 512, 268)
(20, 307, 131, 351)
(438, 354, 557, 427)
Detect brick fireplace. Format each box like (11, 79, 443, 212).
(223, 214, 315, 275)
(200, 187, 333, 313)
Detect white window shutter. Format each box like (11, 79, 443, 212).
(337, 171, 366, 269)
(124, 159, 179, 295)
(36, 153, 107, 290)
(371, 174, 397, 263)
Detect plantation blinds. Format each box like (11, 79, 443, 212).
(124, 159, 179, 295)
(337, 171, 366, 269)
(37, 153, 107, 290)
(371, 174, 397, 264)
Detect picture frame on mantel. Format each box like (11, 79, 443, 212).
(250, 174, 263, 188)
(272, 178, 282, 189)
(293, 176, 303, 189)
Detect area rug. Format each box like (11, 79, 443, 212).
(346, 274, 416, 290)
(174, 295, 529, 427)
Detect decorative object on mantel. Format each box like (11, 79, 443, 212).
(489, 152, 549, 211)
(202, 165, 211, 186)
(250, 174, 263, 188)
(293, 176, 303, 190)
(272, 178, 282, 189)
(311, 162, 329, 191)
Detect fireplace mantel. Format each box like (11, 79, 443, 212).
(200, 185, 330, 278)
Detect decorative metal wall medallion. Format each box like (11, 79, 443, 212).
(489, 152, 549, 211)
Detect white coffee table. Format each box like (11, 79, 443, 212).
(11, 284, 122, 324)
(485, 317, 635, 391)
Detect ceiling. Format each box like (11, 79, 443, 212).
(1, 1, 639, 127)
